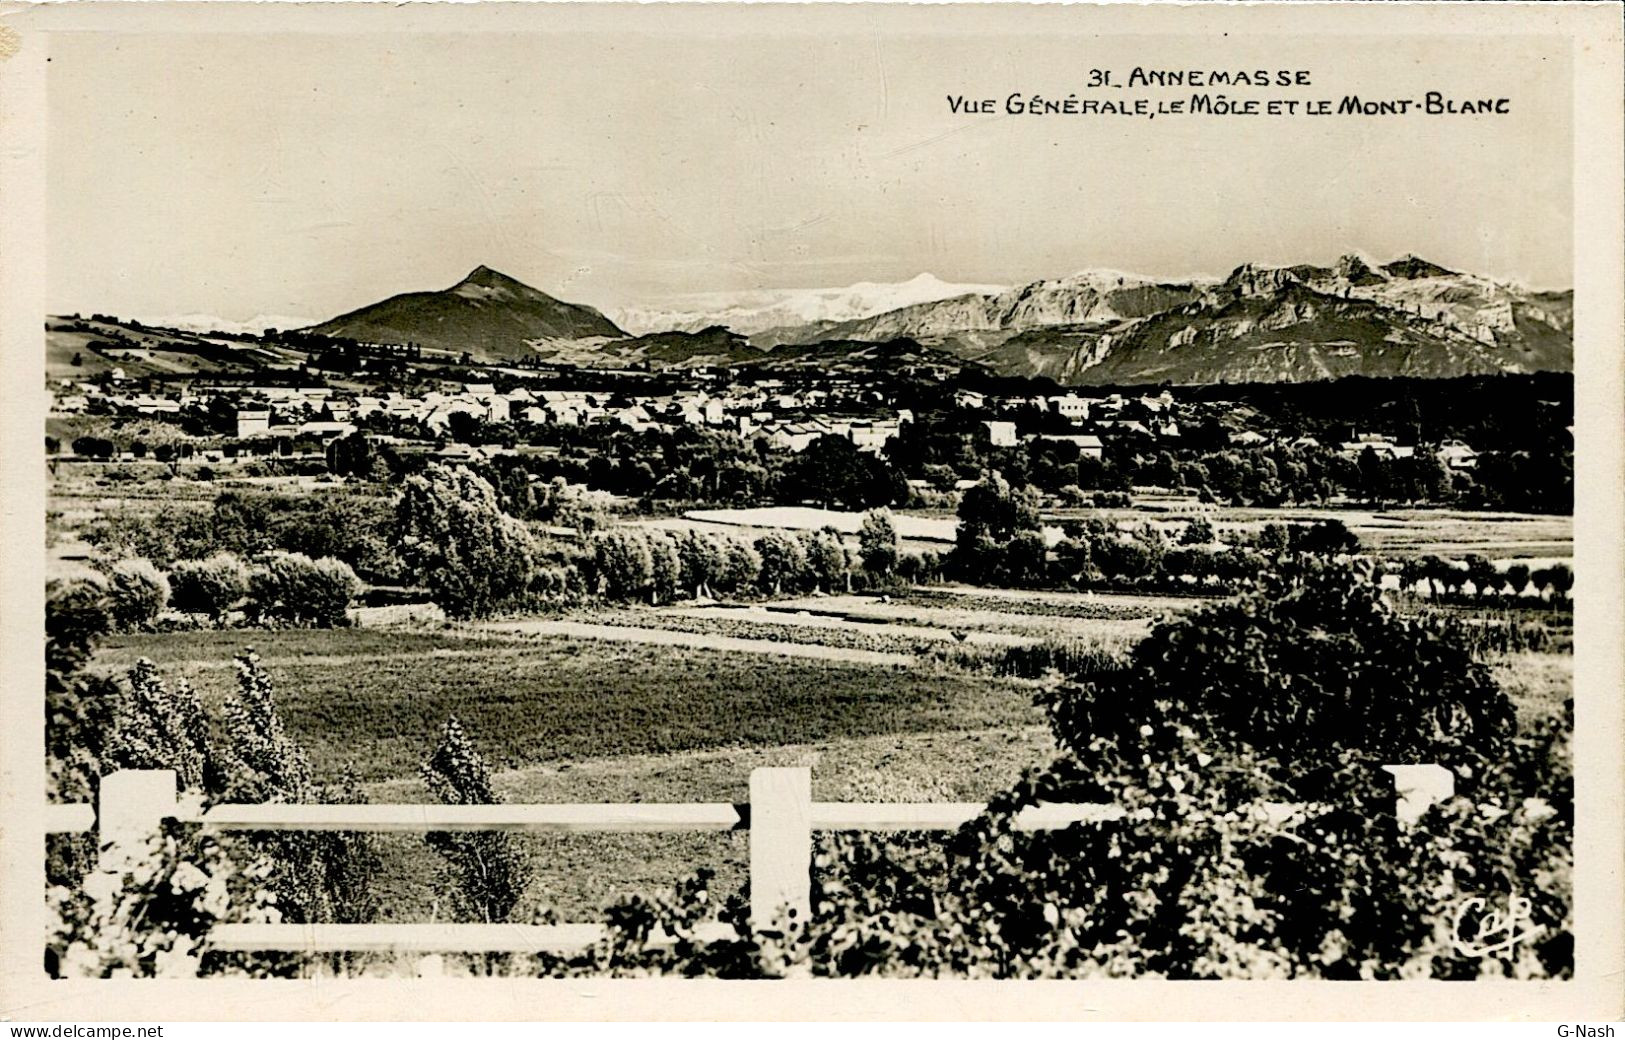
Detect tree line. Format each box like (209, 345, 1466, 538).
(74, 464, 1575, 628)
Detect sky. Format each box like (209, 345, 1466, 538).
(47, 24, 1572, 322)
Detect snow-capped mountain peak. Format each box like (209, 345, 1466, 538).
(603, 273, 1006, 336)
(135, 313, 317, 336)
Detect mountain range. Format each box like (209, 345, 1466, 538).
(756, 255, 1572, 384)
(295, 256, 1572, 385)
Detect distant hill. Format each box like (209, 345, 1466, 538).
(137, 313, 317, 337)
(306, 266, 626, 362)
(741, 337, 981, 379)
(67, 253, 1571, 386)
(44, 315, 299, 381)
(528, 325, 765, 370)
(756, 255, 1572, 385)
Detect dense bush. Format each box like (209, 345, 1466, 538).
(949, 473, 1045, 586)
(246, 551, 361, 628)
(800, 528, 852, 593)
(587, 526, 852, 603)
(858, 508, 899, 577)
(47, 822, 280, 979)
(46, 579, 119, 888)
(676, 529, 727, 599)
(218, 651, 382, 927)
(1044, 564, 1515, 782)
(591, 528, 656, 602)
(168, 552, 250, 625)
(78, 490, 402, 580)
(805, 718, 1569, 979)
(506, 681, 1569, 980)
(754, 531, 809, 596)
(105, 558, 170, 631)
(106, 659, 217, 792)
(947, 471, 1372, 595)
(792, 564, 1563, 979)
(45, 575, 386, 973)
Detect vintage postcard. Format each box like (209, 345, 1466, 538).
(0, 0, 1620, 1023)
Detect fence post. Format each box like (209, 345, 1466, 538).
(1381, 764, 1454, 826)
(749, 767, 811, 931)
(98, 769, 178, 871)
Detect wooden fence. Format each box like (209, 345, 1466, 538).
(45, 764, 1454, 962)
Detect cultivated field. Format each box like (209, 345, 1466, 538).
(1060, 504, 1575, 561)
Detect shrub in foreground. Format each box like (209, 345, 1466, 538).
(421, 717, 532, 926)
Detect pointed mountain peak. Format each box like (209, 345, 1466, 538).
(457, 265, 531, 291)
(308, 264, 625, 357)
(1335, 253, 1388, 286)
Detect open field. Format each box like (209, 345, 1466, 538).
(1054, 504, 1574, 561)
(93, 627, 1047, 783)
(45, 323, 305, 383)
(47, 329, 239, 381)
(686, 506, 956, 542)
(1489, 651, 1574, 725)
(629, 604, 1042, 649)
(47, 463, 338, 540)
(901, 585, 1195, 617)
(761, 593, 1162, 642)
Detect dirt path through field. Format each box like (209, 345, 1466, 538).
(476, 618, 917, 666)
(664, 605, 1038, 647)
(767, 595, 1156, 641)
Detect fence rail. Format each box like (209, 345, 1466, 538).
(207, 922, 739, 954)
(47, 763, 1454, 965)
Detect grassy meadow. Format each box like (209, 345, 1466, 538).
(93, 626, 1051, 783)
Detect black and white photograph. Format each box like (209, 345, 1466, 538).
(1, 0, 1621, 1022)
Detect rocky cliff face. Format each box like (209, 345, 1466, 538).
(761, 270, 1203, 346)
